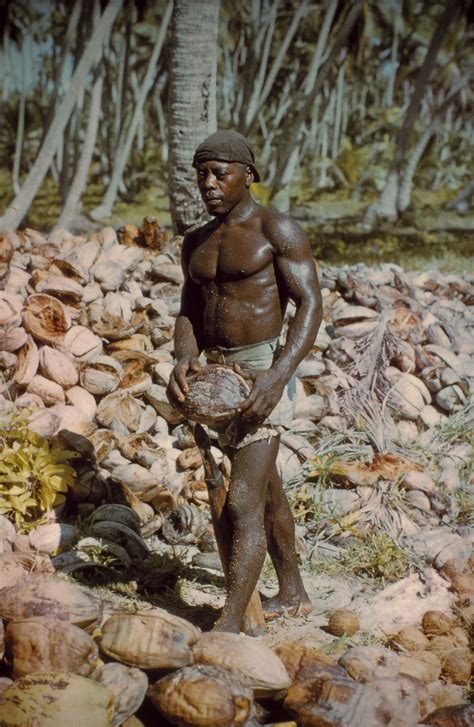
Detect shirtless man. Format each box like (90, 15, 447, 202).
(167, 130, 322, 633)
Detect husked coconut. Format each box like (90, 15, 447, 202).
(274, 643, 347, 683)
(421, 610, 453, 636)
(391, 626, 429, 652)
(0, 325, 28, 352)
(100, 609, 201, 669)
(13, 337, 39, 386)
(327, 609, 359, 637)
(440, 648, 472, 685)
(192, 631, 291, 696)
(148, 664, 254, 727)
(0, 672, 114, 726)
(65, 386, 97, 419)
(27, 408, 59, 437)
(80, 355, 123, 395)
(26, 375, 65, 406)
(338, 646, 400, 683)
(22, 293, 71, 345)
(398, 652, 441, 683)
(64, 325, 103, 361)
(166, 365, 250, 426)
(39, 346, 78, 388)
(5, 617, 99, 678)
(29, 523, 81, 554)
(0, 577, 102, 632)
(93, 663, 148, 727)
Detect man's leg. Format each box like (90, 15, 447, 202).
(263, 455, 313, 615)
(212, 436, 279, 633)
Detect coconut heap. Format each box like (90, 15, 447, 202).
(0, 224, 472, 725)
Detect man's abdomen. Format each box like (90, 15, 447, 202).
(203, 287, 284, 347)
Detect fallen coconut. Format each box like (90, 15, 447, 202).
(148, 664, 255, 727)
(100, 609, 201, 669)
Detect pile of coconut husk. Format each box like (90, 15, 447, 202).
(0, 554, 472, 725)
(0, 224, 473, 724)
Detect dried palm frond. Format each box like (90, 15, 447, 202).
(339, 310, 401, 452)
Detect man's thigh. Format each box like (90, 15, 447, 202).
(226, 437, 280, 513)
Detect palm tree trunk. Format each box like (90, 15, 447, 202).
(0, 0, 124, 231)
(365, 0, 461, 224)
(168, 0, 219, 235)
(398, 76, 470, 213)
(90, 2, 172, 221)
(273, 0, 362, 197)
(56, 71, 104, 229)
(12, 41, 27, 196)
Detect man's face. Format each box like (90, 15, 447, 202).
(196, 161, 252, 216)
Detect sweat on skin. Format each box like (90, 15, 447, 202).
(167, 130, 322, 633)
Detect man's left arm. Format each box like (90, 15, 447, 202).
(237, 217, 322, 421)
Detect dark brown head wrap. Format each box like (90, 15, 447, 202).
(192, 130, 260, 182)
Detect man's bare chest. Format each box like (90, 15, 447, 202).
(189, 232, 274, 283)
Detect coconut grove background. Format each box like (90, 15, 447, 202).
(0, 1, 473, 725)
(0, 0, 472, 267)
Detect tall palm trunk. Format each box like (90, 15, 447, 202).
(168, 0, 219, 235)
(55, 71, 104, 229)
(365, 0, 461, 224)
(90, 2, 172, 221)
(0, 0, 123, 231)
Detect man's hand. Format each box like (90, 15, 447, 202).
(167, 357, 201, 402)
(234, 364, 285, 423)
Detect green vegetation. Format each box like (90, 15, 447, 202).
(0, 408, 79, 529)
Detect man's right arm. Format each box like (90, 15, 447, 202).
(167, 236, 202, 402)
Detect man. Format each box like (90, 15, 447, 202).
(167, 130, 322, 633)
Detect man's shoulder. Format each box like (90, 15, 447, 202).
(183, 219, 217, 250)
(259, 205, 307, 252)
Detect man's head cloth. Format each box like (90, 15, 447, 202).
(192, 130, 260, 183)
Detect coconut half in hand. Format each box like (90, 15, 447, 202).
(168, 364, 250, 426)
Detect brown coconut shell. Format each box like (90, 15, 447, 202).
(273, 643, 347, 683)
(100, 609, 201, 669)
(440, 558, 469, 581)
(392, 626, 430, 652)
(450, 626, 469, 647)
(448, 572, 474, 596)
(421, 704, 474, 726)
(148, 664, 254, 727)
(398, 652, 441, 684)
(440, 648, 472, 685)
(284, 676, 361, 726)
(327, 609, 359, 637)
(192, 631, 290, 696)
(5, 616, 99, 678)
(422, 610, 453, 636)
(167, 364, 250, 426)
(22, 293, 71, 345)
(427, 682, 467, 710)
(0, 577, 102, 633)
(427, 635, 459, 658)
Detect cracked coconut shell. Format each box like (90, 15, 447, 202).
(22, 293, 71, 345)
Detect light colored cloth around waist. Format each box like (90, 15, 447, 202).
(204, 337, 280, 368)
(204, 337, 296, 450)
